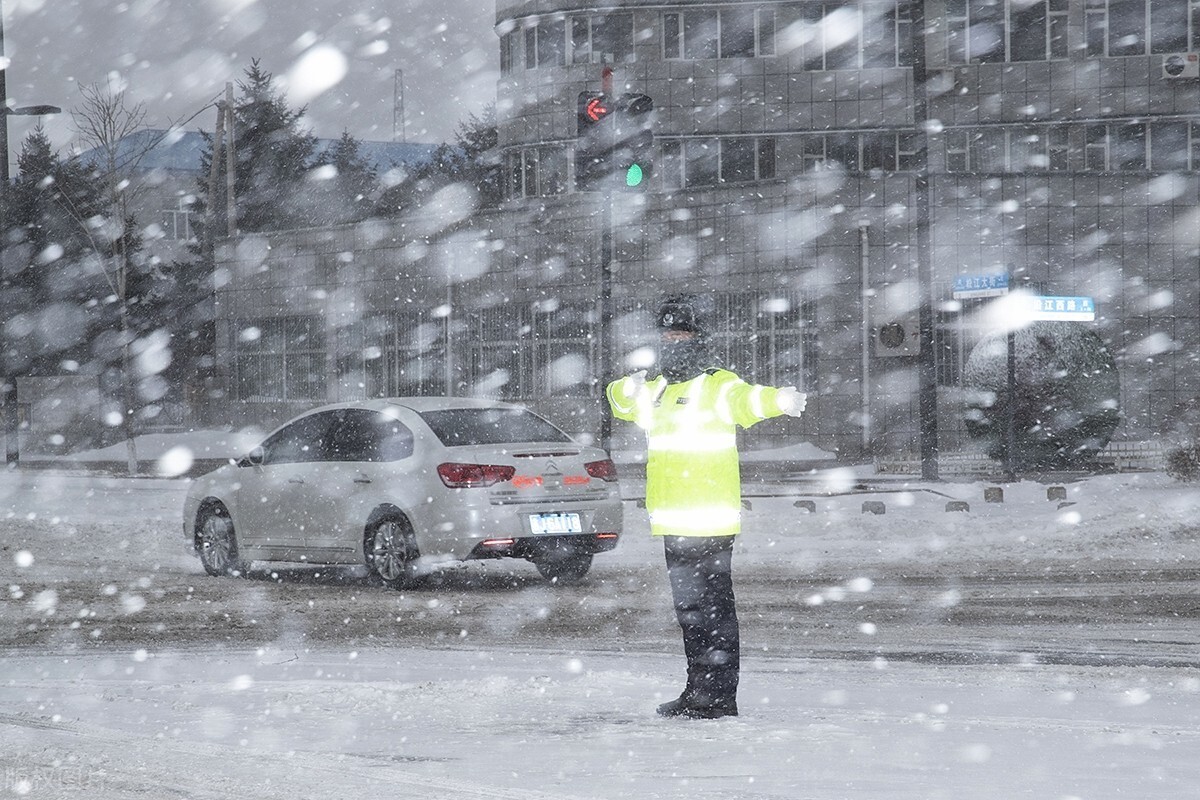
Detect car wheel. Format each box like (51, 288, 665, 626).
(365, 516, 421, 590)
(197, 505, 246, 577)
(535, 552, 593, 585)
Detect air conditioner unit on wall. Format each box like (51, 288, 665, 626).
(874, 315, 921, 357)
(1162, 53, 1200, 79)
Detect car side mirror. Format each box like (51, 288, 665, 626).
(242, 446, 265, 467)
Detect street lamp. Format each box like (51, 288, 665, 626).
(0, 5, 61, 464)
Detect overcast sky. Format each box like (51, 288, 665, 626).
(4, 0, 498, 155)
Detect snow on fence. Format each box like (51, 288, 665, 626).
(875, 441, 1166, 476)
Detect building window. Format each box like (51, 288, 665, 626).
(757, 8, 777, 57)
(524, 27, 537, 70)
(538, 18, 566, 66)
(665, 7, 773, 59)
(800, 3, 866, 70)
(721, 138, 756, 181)
(1085, 0, 1107, 56)
(468, 305, 529, 399)
(757, 296, 819, 393)
(864, 132, 915, 172)
(500, 29, 517, 74)
(703, 293, 818, 390)
(1109, 0, 1146, 56)
(516, 149, 537, 198)
(533, 301, 595, 397)
(1193, 121, 1200, 170)
(865, 1, 913, 67)
(801, 133, 860, 172)
(1114, 123, 1147, 170)
(1047, 126, 1070, 170)
(1149, 122, 1191, 171)
(1150, 0, 1190, 53)
(1049, 0, 1070, 58)
(660, 137, 777, 187)
(1084, 123, 1148, 171)
(508, 146, 567, 198)
(1011, 0, 1070, 61)
(569, 12, 634, 64)
(541, 148, 567, 195)
(686, 137, 721, 186)
(945, 131, 970, 172)
(1085, 0, 1152, 56)
(235, 317, 326, 402)
(720, 6, 757, 57)
(663, 9, 719, 59)
(945, 0, 1004, 64)
(660, 140, 684, 190)
(1085, 124, 1110, 170)
(948, 0, 1068, 63)
(758, 138, 777, 179)
(363, 311, 448, 398)
(159, 198, 193, 241)
(945, 126, 1073, 173)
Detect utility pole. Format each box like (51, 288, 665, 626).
(910, 0, 939, 481)
(393, 69, 406, 143)
(224, 82, 236, 236)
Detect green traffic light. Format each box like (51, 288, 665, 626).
(625, 163, 644, 187)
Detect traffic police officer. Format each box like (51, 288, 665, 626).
(606, 295, 807, 718)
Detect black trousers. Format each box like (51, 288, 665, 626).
(663, 535, 739, 707)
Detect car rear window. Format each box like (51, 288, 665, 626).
(418, 408, 574, 447)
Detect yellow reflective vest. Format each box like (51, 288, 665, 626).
(606, 369, 784, 537)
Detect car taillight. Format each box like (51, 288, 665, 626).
(437, 462, 516, 488)
(584, 459, 619, 482)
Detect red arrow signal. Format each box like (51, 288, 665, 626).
(585, 97, 608, 122)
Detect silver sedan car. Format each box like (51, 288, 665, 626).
(183, 398, 623, 588)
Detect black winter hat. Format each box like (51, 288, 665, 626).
(657, 295, 705, 335)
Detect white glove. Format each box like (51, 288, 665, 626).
(776, 387, 807, 417)
(617, 370, 647, 400)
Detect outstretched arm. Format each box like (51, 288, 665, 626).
(716, 371, 806, 427)
(606, 370, 648, 422)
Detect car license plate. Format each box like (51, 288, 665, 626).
(529, 512, 582, 535)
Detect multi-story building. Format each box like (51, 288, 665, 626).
(215, 0, 1200, 461)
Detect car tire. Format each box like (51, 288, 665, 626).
(365, 515, 422, 591)
(534, 552, 593, 585)
(196, 505, 247, 577)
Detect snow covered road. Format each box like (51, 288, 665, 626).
(3, 645, 1198, 800)
(2, 469, 1200, 798)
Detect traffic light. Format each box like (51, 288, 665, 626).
(574, 91, 654, 192)
(613, 93, 653, 190)
(575, 91, 613, 192)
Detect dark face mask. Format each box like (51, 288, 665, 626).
(659, 337, 712, 383)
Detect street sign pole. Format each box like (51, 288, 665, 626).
(952, 273, 1016, 478)
(1006, 329, 1016, 480)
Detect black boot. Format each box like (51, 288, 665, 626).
(656, 693, 738, 719)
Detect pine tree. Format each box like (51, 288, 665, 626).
(3, 126, 109, 378)
(451, 106, 502, 208)
(231, 60, 320, 233)
(190, 60, 321, 241)
(376, 105, 500, 216)
(313, 130, 378, 226)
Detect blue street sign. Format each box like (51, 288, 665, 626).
(1026, 295, 1096, 322)
(953, 273, 1009, 299)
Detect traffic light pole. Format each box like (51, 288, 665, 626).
(599, 189, 614, 454)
